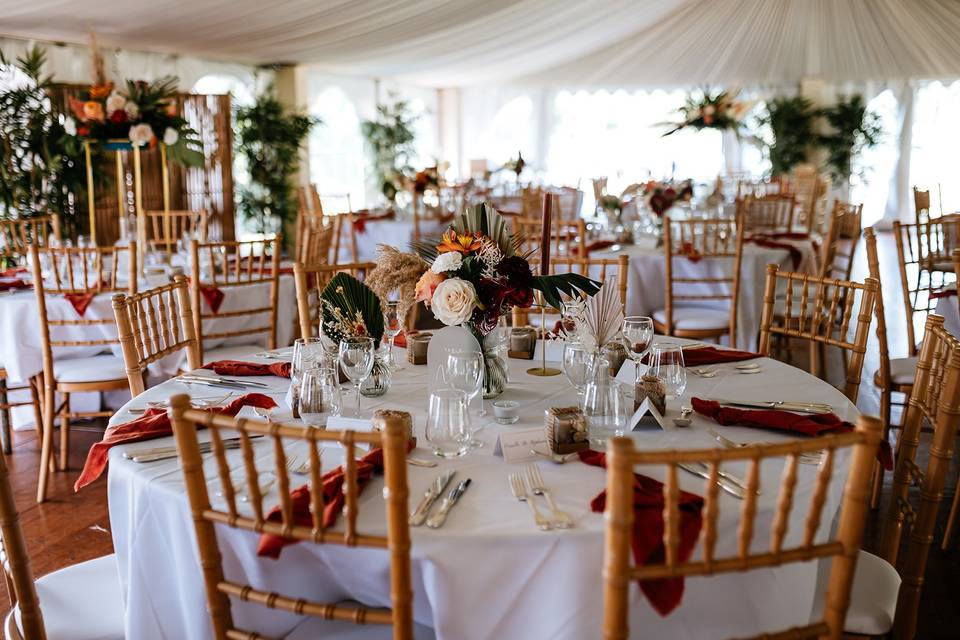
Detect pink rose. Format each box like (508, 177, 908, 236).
(415, 270, 445, 306)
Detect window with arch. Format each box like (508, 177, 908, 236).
(308, 86, 366, 210)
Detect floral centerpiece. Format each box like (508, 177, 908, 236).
(411, 166, 441, 195)
(412, 202, 601, 397)
(662, 88, 754, 137)
(642, 180, 694, 217)
(502, 151, 525, 179)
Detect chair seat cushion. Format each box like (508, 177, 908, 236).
(200, 343, 267, 367)
(14, 554, 124, 640)
(874, 356, 918, 387)
(652, 307, 729, 331)
(810, 550, 900, 635)
(285, 613, 435, 640)
(54, 355, 127, 384)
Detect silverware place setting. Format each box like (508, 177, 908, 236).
(410, 470, 456, 526)
(708, 428, 822, 465)
(706, 398, 834, 414)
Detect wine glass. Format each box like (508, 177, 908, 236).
(446, 350, 484, 416)
(299, 366, 342, 427)
(562, 342, 592, 398)
(561, 300, 584, 337)
(649, 342, 687, 399)
(383, 301, 402, 368)
(339, 337, 375, 417)
(622, 316, 654, 381)
(425, 388, 471, 458)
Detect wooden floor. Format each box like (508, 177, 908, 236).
(1, 230, 958, 637)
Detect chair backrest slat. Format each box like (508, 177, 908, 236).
(0, 214, 60, 260)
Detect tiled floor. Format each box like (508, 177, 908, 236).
(2, 230, 957, 637)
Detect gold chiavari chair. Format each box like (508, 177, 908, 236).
(520, 186, 543, 217)
(0, 434, 124, 639)
(28, 243, 137, 503)
(145, 209, 207, 254)
(330, 212, 360, 265)
(819, 200, 862, 281)
(877, 315, 960, 639)
(169, 397, 427, 639)
(294, 261, 376, 338)
(758, 265, 878, 402)
(513, 255, 628, 327)
(189, 237, 281, 364)
(739, 193, 797, 234)
(111, 276, 201, 396)
(297, 183, 323, 214)
(892, 221, 958, 355)
(0, 214, 60, 260)
(913, 186, 932, 224)
(298, 214, 338, 266)
(601, 416, 885, 640)
(513, 215, 587, 260)
(654, 217, 744, 345)
(0, 368, 42, 455)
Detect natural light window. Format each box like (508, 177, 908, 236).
(308, 86, 366, 209)
(911, 80, 960, 215)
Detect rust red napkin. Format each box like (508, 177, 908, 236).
(0, 267, 27, 277)
(579, 449, 703, 616)
(690, 398, 892, 470)
(75, 393, 277, 491)
(64, 292, 96, 316)
(393, 331, 407, 349)
(572, 239, 618, 256)
(0, 279, 31, 292)
(930, 287, 957, 299)
(199, 284, 225, 313)
(751, 232, 810, 241)
(257, 443, 412, 559)
(746, 236, 802, 269)
(202, 360, 291, 378)
(641, 346, 762, 367)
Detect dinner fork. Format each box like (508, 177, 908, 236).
(509, 473, 552, 531)
(285, 454, 311, 476)
(525, 465, 573, 529)
(708, 428, 821, 465)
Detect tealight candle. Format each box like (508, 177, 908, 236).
(492, 400, 520, 424)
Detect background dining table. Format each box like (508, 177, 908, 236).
(106, 339, 855, 639)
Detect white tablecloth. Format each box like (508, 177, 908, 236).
(340, 218, 450, 263)
(0, 277, 295, 429)
(107, 342, 855, 639)
(593, 237, 818, 351)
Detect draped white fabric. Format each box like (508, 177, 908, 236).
(2, 1, 960, 87)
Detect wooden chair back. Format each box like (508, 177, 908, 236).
(189, 237, 281, 360)
(913, 186, 931, 224)
(145, 209, 207, 254)
(819, 200, 862, 281)
(169, 396, 414, 639)
(297, 183, 323, 214)
(601, 415, 883, 640)
(863, 227, 892, 403)
(878, 315, 960, 639)
(294, 261, 377, 339)
(0, 214, 60, 260)
(299, 215, 337, 266)
(111, 276, 201, 396)
(0, 440, 46, 639)
(520, 186, 543, 217)
(739, 194, 797, 233)
(892, 220, 959, 356)
(758, 265, 878, 402)
(329, 212, 359, 264)
(513, 214, 586, 260)
(661, 217, 745, 343)
(514, 255, 628, 326)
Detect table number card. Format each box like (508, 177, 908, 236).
(494, 428, 549, 464)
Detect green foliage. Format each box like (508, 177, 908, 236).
(0, 46, 86, 228)
(234, 86, 318, 234)
(663, 88, 748, 137)
(361, 96, 418, 202)
(757, 96, 817, 176)
(122, 77, 203, 167)
(533, 273, 602, 311)
(320, 272, 386, 347)
(818, 95, 882, 181)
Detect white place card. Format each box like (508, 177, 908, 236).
(325, 416, 375, 433)
(493, 428, 549, 464)
(629, 398, 667, 431)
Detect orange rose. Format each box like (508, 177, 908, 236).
(415, 270, 446, 306)
(83, 101, 105, 122)
(89, 83, 113, 100)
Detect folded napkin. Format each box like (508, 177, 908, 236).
(257, 443, 411, 559)
(352, 209, 395, 234)
(202, 360, 291, 378)
(691, 398, 892, 470)
(63, 292, 96, 316)
(579, 449, 703, 616)
(746, 236, 802, 269)
(678, 241, 702, 263)
(930, 287, 957, 299)
(75, 393, 277, 491)
(0, 279, 31, 292)
(199, 284, 225, 314)
(0, 267, 27, 277)
(750, 231, 811, 241)
(641, 346, 762, 367)
(573, 239, 618, 256)
(393, 331, 407, 349)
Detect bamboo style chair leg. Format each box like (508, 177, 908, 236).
(30, 376, 42, 441)
(36, 384, 55, 503)
(0, 378, 11, 455)
(58, 393, 71, 471)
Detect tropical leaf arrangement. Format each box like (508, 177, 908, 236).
(662, 88, 755, 137)
(755, 96, 817, 176)
(361, 95, 419, 203)
(320, 272, 386, 348)
(580, 278, 625, 351)
(411, 202, 600, 339)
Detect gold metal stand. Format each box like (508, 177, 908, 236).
(527, 294, 561, 376)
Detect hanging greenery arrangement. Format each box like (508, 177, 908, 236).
(756, 96, 817, 176)
(361, 96, 418, 203)
(0, 46, 86, 228)
(662, 88, 754, 137)
(818, 94, 882, 182)
(234, 86, 319, 234)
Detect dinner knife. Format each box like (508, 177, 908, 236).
(409, 470, 455, 526)
(182, 375, 269, 389)
(426, 478, 472, 529)
(707, 398, 833, 414)
(123, 435, 263, 461)
(678, 463, 745, 499)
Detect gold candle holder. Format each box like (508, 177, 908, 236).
(527, 292, 561, 377)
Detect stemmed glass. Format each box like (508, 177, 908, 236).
(622, 316, 654, 382)
(561, 300, 584, 337)
(649, 342, 687, 399)
(562, 342, 592, 398)
(383, 301, 402, 368)
(446, 349, 484, 413)
(299, 366, 342, 427)
(338, 337, 375, 417)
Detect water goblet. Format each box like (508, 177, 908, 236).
(622, 316, 654, 381)
(446, 350, 485, 447)
(562, 342, 592, 398)
(383, 301, 403, 368)
(339, 337, 375, 417)
(425, 388, 471, 459)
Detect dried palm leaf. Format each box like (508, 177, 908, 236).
(582, 277, 624, 348)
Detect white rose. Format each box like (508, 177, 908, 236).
(162, 127, 179, 146)
(63, 117, 76, 136)
(430, 278, 477, 326)
(105, 93, 126, 115)
(124, 101, 139, 119)
(128, 123, 154, 146)
(431, 251, 462, 274)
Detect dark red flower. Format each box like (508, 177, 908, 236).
(495, 256, 534, 287)
(109, 109, 127, 125)
(504, 287, 534, 308)
(471, 305, 500, 335)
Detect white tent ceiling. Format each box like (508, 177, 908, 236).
(2, 0, 960, 87)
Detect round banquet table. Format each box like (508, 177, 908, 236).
(106, 341, 856, 640)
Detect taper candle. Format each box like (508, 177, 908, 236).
(540, 192, 553, 276)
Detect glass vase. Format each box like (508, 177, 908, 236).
(360, 353, 392, 397)
(482, 348, 508, 399)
